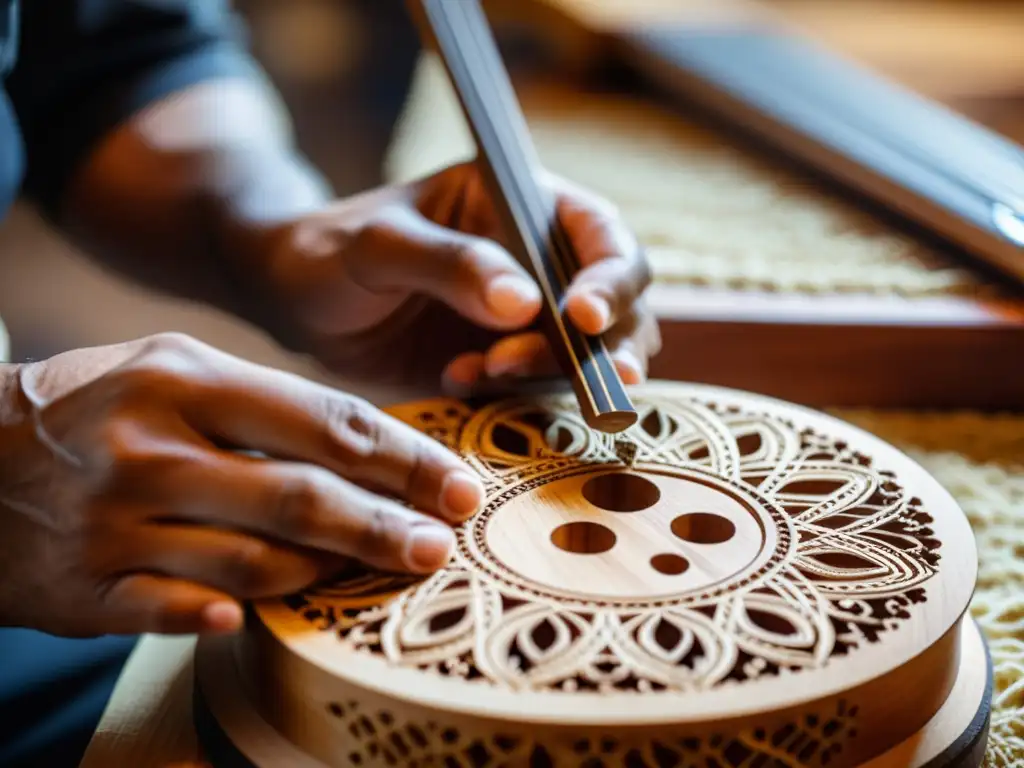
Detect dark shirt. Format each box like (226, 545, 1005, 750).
(0, 0, 259, 223)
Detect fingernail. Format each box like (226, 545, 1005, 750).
(485, 336, 539, 378)
(486, 274, 542, 319)
(615, 350, 644, 384)
(443, 353, 485, 386)
(405, 525, 456, 572)
(440, 470, 484, 521)
(202, 602, 244, 634)
(585, 295, 611, 332)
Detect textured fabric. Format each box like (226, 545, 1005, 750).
(0, 0, 260, 222)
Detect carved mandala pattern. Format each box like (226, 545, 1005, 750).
(282, 392, 942, 693)
(324, 697, 858, 768)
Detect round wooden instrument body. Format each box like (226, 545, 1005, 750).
(195, 382, 988, 767)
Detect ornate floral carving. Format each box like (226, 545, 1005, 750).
(324, 696, 859, 768)
(282, 392, 941, 693)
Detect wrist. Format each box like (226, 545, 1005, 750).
(207, 151, 334, 352)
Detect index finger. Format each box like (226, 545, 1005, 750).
(169, 344, 485, 524)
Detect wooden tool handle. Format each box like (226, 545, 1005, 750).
(406, 0, 638, 434)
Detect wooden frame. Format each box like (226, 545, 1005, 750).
(643, 285, 1024, 408)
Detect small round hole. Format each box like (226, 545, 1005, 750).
(671, 513, 736, 544)
(551, 521, 616, 554)
(581, 472, 660, 513)
(651, 553, 689, 575)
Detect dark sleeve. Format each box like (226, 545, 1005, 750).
(6, 0, 267, 216)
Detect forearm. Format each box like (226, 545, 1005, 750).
(58, 77, 332, 339)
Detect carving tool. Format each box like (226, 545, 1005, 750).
(406, 0, 638, 434)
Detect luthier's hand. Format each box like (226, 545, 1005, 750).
(251, 160, 660, 394)
(0, 335, 483, 638)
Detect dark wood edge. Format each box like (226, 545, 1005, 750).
(193, 682, 260, 768)
(650, 321, 1024, 410)
(192, 618, 994, 768)
(920, 619, 994, 768)
(644, 285, 1024, 410)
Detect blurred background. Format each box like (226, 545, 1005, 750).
(1, 0, 1023, 397)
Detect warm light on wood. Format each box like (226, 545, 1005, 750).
(188, 381, 989, 767)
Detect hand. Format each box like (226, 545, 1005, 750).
(0, 334, 484, 638)
(252, 161, 661, 394)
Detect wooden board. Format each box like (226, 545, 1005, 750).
(386, 57, 1024, 409)
(199, 381, 983, 766)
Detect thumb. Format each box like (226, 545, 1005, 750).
(346, 204, 543, 331)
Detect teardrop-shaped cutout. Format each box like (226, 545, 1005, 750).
(811, 551, 877, 570)
(491, 424, 530, 456)
(428, 607, 468, 634)
(747, 608, 797, 637)
(550, 426, 575, 453)
(531, 619, 557, 651)
(517, 410, 554, 432)
(736, 432, 763, 456)
(653, 618, 684, 651)
(688, 444, 711, 460)
(779, 478, 848, 496)
(641, 409, 677, 439)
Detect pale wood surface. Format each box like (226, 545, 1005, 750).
(78, 635, 204, 768)
(241, 382, 975, 765)
(77, 407, 1024, 766)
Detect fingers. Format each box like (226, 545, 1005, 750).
(112, 525, 340, 601)
(173, 347, 485, 525)
(344, 204, 542, 332)
(441, 351, 486, 396)
(547, 173, 652, 336)
(102, 573, 242, 635)
(600, 305, 662, 384)
(156, 452, 458, 575)
(452, 304, 661, 390)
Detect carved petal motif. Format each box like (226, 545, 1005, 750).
(287, 393, 942, 693)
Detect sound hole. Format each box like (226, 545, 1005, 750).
(650, 553, 689, 575)
(581, 473, 660, 513)
(671, 513, 736, 544)
(550, 522, 616, 554)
